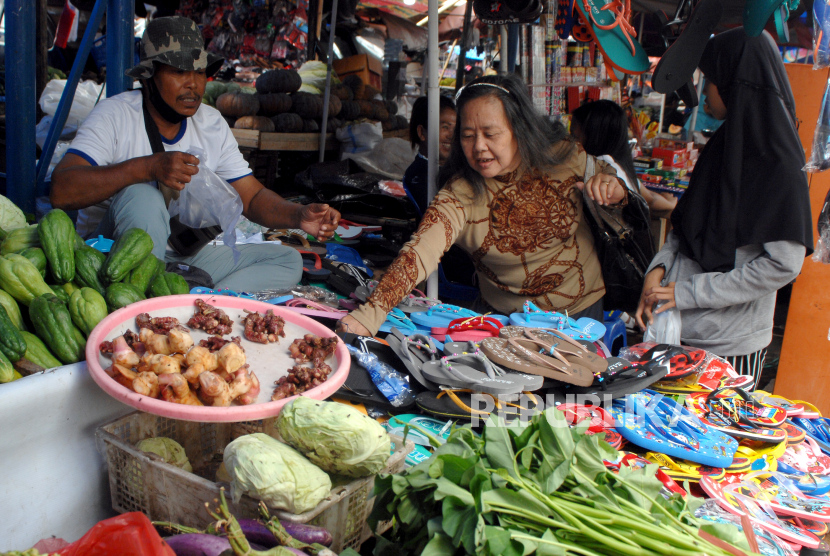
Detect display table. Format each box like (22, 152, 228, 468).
(231, 128, 409, 151)
(0, 363, 132, 551)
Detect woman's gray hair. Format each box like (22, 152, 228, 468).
(438, 73, 573, 198)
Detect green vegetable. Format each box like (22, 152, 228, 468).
(0, 253, 54, 305)
(0, 194, 27, 232)
(100, 228, 154, 284)
(105, 282, 146, 312)
(0, 289, 25, 330)
(37, 209, 76, 283)
(20, 247, 47, 278)
(0, 304, 26, 362)
(224, 433, 332, 514)
(29, 294, 86, 365)
(68, 287, 108, 336)
(369, 409, 751, 556)
(0, 225, 39, 255)
(48, 284, 70, 303)
(148, 272, 189, 297)
(137, 437, 193, 473)
(74, 233, 85, 251)
(74, 246, 107, 296)
(127, 254, 164, 293)
(277, 398, 391, 478)
(0, 350, 13, 383)
(19, 330, 62, 369)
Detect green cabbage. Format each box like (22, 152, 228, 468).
(277, 398, 391, 478)
(224, 433, 331, 514)
(0, 195, 26, 233)
(136, 437, 193, 473)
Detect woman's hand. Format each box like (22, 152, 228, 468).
(335, 315, 372, 337)
(635, 267, 665, 329)
(577, 175, 627, 206)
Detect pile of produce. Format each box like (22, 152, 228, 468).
(370, 408, 757, 556)
(0, 208, 190, 383)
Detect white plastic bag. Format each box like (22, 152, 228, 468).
(643, 302, 682, 345)
(336, 121, 383, 154)
(38, 79, 104, 127)
(167, 148, 243, 261)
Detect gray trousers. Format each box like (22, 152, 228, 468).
(95, 183, 302, 292)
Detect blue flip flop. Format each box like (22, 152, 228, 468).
(611, 390, 737, 468)
(410, 304, 480, 328)
(509, 301, 578, 328)
(379, 308, 430, 334)
(776, 461, 830, 496)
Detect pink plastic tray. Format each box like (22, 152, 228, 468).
(85, 294, 349, 422)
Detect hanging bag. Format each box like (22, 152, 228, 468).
(141, 96, 222, 257)
(581, 155, 655, 312)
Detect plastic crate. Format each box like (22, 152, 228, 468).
(95, 411, 413, 552)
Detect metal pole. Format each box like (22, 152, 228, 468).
(107, 0, 134, 97)
(500, 25, 508, 73)
(6, 0, 37, 213)
(686, 74, 705, 139)
(36, 0, 108, 196)
(425, 0, 439, 299)
(318, 0, 339, 162)
(455, 0, 474, 93)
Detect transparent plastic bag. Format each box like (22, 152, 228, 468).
(167, 148, 243, 261)
(643, 302, 682, 345)
(346, 343, 415, 407)
(805, 76, 830, 173)
(814, 188, 830, 263)
(814, 0, 830, 70)
(694, 500, 798, 556)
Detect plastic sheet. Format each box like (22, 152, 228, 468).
(695, 500, 799, 556)
(167, 148, 243, 261)
(814, 0, 830, 70)
(805, 76, 830, 173)
(336, 121, 383, 154)
(643, 302, 682, 345)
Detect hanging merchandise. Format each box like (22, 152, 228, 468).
(815, 0, 830, 69)
(473, 0, 543, 25)
(805, 75, 830, 173)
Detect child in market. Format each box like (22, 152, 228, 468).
(635, 29, 813, 388)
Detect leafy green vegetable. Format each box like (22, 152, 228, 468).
(136, 437, 193, 473)
(0, 195, 26, 233)
(369, 409, 758, 556)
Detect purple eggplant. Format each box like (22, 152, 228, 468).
(235, 518, 332, 548)
(164, 534, 232, 556)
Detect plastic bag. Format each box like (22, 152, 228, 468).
(815, 0, 830, 70)
(805, 76, 830, 173)
(58, 512, 175, 556)
(643, 301, 682, 345)
(814, 189, 830, 263)
(336, 121, 383, 154)
(38, 79, 104, 127)
(694, 500, 798, 556)
(342, 137, 417, 179)
(167, 148, 243, 261)
(346, 343, 415, 407)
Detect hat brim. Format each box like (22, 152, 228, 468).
(126, 51, 224, 79)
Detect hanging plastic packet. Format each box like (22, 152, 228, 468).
(346, 342, 414, 407)
(167, 147, 243, 262)
(815, 0, 830, 70)
(805, 76, 830, 173)
(643, 301, 682, 345)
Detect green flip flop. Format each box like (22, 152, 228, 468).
(573, 0, 650, 74)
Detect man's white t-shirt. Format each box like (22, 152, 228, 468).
(67, 90, 252, 238)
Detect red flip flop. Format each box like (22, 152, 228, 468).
(431, 315, 503, 342)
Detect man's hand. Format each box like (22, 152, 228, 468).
(299, 203, 340, 241)
(148, 152, 200, 191)
(635, 267, 666, 330)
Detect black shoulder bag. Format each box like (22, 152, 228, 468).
(581, 156, 656, 312)
(141, 98, 221, 257)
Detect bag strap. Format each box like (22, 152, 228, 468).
(142, 95, 166, 155)
(581, 155, 632, 237)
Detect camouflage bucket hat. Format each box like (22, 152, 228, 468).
(126, 16, 223, 79)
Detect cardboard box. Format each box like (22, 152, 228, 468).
(333, 54, 382, 90)
(634, 156, 663, 170)
(653, 138, 692, 152)
(652, 147, 687, 166)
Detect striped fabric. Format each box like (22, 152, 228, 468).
(724, 348, 768, 390)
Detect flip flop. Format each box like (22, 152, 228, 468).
(410, 304, 481, 329)
(378, 308, 428, 334)
(739, 471, 830, 521)
(420, 350, 526, 396)
(335, 219, 381, 239)
(606, 453, 687, 497)
(415, 389, 541, 421)
(442, 339, 545, 391)
(792, 418, 830, 454)
(613, 390, 738, 468)
(744, 0, 797, 37)
(322, 260, 374, 298)
(282, 298, 347, 320)
(480, 337, 595, 386)
(562, 355, 669, 399)
(780, 436, 830, 475)
(651, 356, 753, 394)
(265, 230, 328, 256)
(298, 251, 332, 281)
(626, 343, 707, 380)
(791, 400, 823, 419)
(701, 477, 823, 548)
(781, 516, 830, 538)
(572, 0, 650, 74)
(387, 329, 441, 391)
(508, 302, 605, 342)
(555, 0, 577, 39)
(397, 289, 442, 313)
(752, 391, 806, 417)
(512, 327, 609, 375)
(431, 315, 503, 342)
(685, 396, 788, 443)
(386, 414, 453, 446)
(555, 403, 622, 447)
(651, 0, 723, 94)
(702, 387, 788, 428)
(644, 451, 726, 482)
(776, 461, 830, 496)
(783, 422, 808, 444)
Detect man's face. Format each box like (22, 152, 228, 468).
(438, 107, 457, 165)
(153, 64, 207, 117)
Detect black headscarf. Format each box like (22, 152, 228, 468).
(670, 29, 813, 272)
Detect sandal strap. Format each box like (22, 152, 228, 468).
(507, 337, 571, 371)
(441, 349, 498, 380)
(403, 333, 439, 368)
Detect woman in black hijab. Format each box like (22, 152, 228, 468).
(635, 29, 813, 387)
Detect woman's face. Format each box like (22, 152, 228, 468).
(703, 79, 727, 120)
(460, 96, 521, 178)
(438, 107, 457, 165)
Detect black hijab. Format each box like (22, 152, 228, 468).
(670, 29, 813, 272)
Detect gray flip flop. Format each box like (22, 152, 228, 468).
(387, 328, 440, 391)
(443, 339, 544, 391)
(420, 352, 525, 396)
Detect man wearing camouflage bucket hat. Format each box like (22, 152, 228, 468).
(51, 16, 339, 291)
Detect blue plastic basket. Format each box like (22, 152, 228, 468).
(91, 35, 141, 69)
